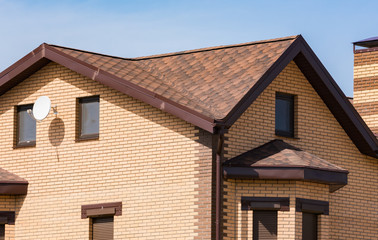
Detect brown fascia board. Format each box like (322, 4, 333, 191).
(0, 182, 28, 195)
(223, 166, 348, 192)
(293, 37, 378, 158)
(0, 44, 216, 133)
(220, 35, 378, 159)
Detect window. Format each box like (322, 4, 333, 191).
(275, 93, 294, 137)
(92, 216, 114, 240)
(253, 210, 277, 240)
(241, 197, 289, 240)
(16, 104, 36, 147)
(296, 198, 329, 240)
(82, 202, 121, 240)
(302, 212, 318, 240)
(78, 96, 99, 140)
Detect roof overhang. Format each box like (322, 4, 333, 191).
(223, 166, 347, 193)
(0, 44, 216, 133)
(0, 181, 28, 195)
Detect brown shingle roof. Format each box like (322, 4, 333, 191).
(0, 35, 377, 157)
(51, 36, 297, 119)
(0, 167, 27, 183)
(224, 139, 347, 172)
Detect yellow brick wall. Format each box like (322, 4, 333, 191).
(224, 61, 378, 239)
(0, 62, 213, 239)
(354, 50, 378, 134)
(224, 180, 329, 240)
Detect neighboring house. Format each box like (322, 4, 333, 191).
(0, 35, 376, 239)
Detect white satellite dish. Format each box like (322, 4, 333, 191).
(31, 96, 51, 121)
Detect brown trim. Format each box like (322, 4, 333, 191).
(293, 39, 378, 158)
(0, 44, 216, 133)
(77, 95, 100, 141)
(0, 212, 15, 225)
(44, 44, 216, 133)
(215, 126, 225, 240)
(0, 182, 28, 195)
(296, 198, 329, 215)
(14, 104, 36, 148)
(354, 46, 378, 54)
(241, 197, 289, 211)
(81, 202, 122, 219)
(223, 166, 348, 192)
(220, 35, 378, 158)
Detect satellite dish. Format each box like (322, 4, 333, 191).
(32, 96, 51, 121)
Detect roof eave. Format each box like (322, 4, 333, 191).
(0, 182, 28, 195)
(0, 44, 217, 133)
(223, 166, 347, 193)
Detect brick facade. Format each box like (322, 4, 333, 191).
(0, 62, 213, 239)
(354, 49, 378, 134)
(0, 37, 377, 239)
(224, 61, 378, 239)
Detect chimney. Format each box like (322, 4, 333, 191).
(353, 37, 378, 135)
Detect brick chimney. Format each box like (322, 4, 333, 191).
(353, 37, 378, 135)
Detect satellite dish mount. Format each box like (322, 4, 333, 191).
(27, 96, 58, 121)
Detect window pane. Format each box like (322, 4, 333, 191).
(18, 105, 36, 144)
(275, 94, 294, 136)
(80, 97, 99, 136)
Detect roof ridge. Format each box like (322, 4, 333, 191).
(133, 35, 299, 60)
(48, 44, 135, 61)
(48, 35, 299, 62)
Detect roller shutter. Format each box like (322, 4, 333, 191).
(92, 217, 114, 240)
(253, 210, 277, 240)
(0, 225, 4, 240)
(302, 212, 317, 240)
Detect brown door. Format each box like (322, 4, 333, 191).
(302, 212, 317, 240)
(253, 210, 277, 240)
(92, 216, 114, 240)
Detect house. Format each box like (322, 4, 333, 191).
(0, 35, 376, 239)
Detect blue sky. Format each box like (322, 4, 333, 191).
(1, 0, 377, 97)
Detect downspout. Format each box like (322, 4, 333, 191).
(215, 126, 226, 240)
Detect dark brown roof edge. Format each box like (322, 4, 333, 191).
(294, 36, 378, 158)
(354, 47, 378, 54)
(0, 182, 28, 195)
(223, 166, 347, 192)
(0, 44, 216, 133)
(224, 165, 348, 173)
(221, 35, 378, 158)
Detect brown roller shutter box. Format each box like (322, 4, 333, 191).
(253, 210, 277, 240)
(92, 217, 114, 240)
(302, 212, 317, 240)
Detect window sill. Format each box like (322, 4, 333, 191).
(275, 131, 300, 140)
(14, 141, 36, 149)
(76, 134, 99, 142)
